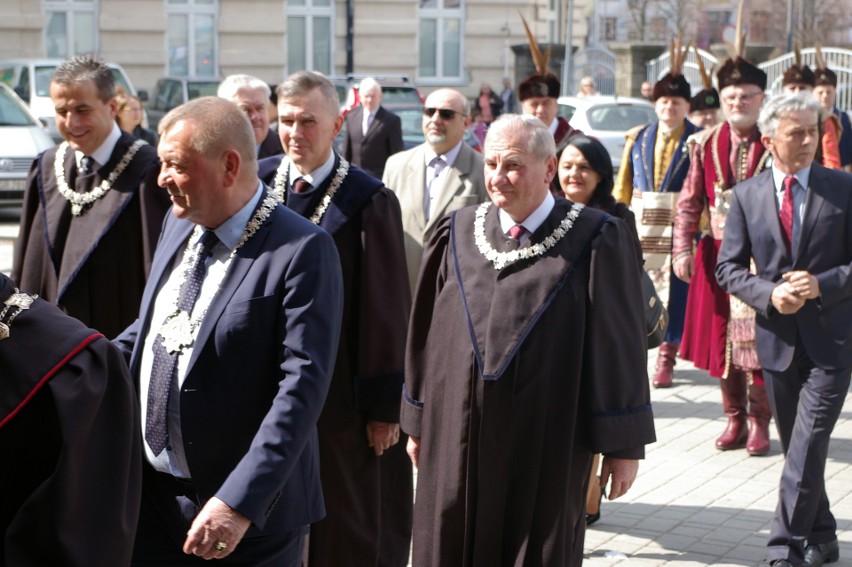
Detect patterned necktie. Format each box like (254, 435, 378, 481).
(292, 178, 312, 193)
(425, 156, 446, 220)
(79, 155, 95, 176)
(779, 175, 795, 255)
(507, 224, 526, 250)
(76, 156, 96, 193)
(146, 230, 219, 455)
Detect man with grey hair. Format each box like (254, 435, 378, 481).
(116, 96, 343, 565)
(383, 87, 487, 292)
(342, 77, 403, 178)
(401, 113, 655, 566)
(13, 54, 169, 339)
(218, 73, 283, 158)
(717, 93, 852, 567)
(260, 71, 412, 567)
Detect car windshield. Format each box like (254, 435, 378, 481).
(586, 104, 657, 131)
(187, 81, 220, 99)
(0, 88, 38, 126)
(393, 108, 426, 146)
(381, 87, 422, 105)
(33, 65, 136, 97)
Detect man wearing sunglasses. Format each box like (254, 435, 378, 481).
(383, 88, 488, 293)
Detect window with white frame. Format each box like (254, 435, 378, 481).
(418, 0, 463, 83)
(287, 0, 333, 76)
(44, 0, 97, 58)
(166, 0, 218, 77)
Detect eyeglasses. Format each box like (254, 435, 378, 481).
(423, 107, 465, 120)
(721, 91, 763, 105)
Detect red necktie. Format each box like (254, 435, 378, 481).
(779, 175, 795, 254)
(292, 178, 312, 193)
(508, 224, 526, 240)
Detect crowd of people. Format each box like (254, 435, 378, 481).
(1, 22, 851, 567)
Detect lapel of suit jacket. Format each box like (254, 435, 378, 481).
(795, 164, 827, 268)
(407, 146, 429, 233)
(364, 106, 383, 139)
(750, 169, 790, 259)
(426, 143, 472, 234)
(130, 217, 194, 378)
(186, 192, 275, 374)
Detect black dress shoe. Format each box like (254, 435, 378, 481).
(770, 560, 795, 567)
(804, 539, 839, 567)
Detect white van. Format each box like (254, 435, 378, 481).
(0, 58, 146, 141)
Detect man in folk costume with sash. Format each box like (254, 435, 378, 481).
(812, 44, 852, 173)
(259, 71, 413, 567)
(518, 14, 582, 194)
(779, 46, 842, 170)
(673, 1, 773, 456)
(12, 56, 170, 340)
(0, 272, 141, 566)
(614, 37, 698, 388)
(402, 114, 655, 566)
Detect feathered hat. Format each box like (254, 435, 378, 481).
(690, 45, 720, 112)
(813, 43, 838, 87)
(782, 45, 816, 88)
(517, 13, 561, 101)
(716, 0, 767, 90)
(652, 35, 692, 101)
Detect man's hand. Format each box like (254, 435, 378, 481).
(407, 435, 420, 469)
(599, 457, 639, 500)
(366, 421, 400, 456)
(673, 255, 694, 283)
(183, 497, 251, 560)
(782, 270, 820, 300)
(771, 281, 807, 314)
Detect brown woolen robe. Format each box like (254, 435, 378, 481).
(263, 155, 413, 567)
(401, 198, 656, 567)
(0, 273, 141, 566)
(12, 131, 169, 339)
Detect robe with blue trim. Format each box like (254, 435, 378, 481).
(260, 153, 413, 567)
(401, 198, 656, 567)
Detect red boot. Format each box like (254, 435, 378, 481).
(746, 383, 771, 456)
(652, 342, 677, 388)
(716, 373, 747, 450)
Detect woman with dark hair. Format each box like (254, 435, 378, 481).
(557, 135, 643, 526)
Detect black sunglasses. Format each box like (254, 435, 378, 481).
(423, 107, 466, 120)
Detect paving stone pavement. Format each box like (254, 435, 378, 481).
(4, 222, 850, 567)
(582, 352, 852, 566)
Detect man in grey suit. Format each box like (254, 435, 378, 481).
(716, 93, 852, 567)
(342, 77, 403, 178)
(383, 88, 488, 291)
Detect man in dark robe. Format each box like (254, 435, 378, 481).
(401, 114, 656, 566)
(0, 272, 141, 566)
(12, 55, 169, 339)
(260, 71, 412, 567)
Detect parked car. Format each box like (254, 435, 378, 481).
(0, 58, 145, 142)
(557, 95, 657, 171)
(145, 76, 221, 130)
(0, 83, 55, 207)
(330, 75, 424, 115)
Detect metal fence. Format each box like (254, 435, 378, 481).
(647, 46, 852, 112)
(572, 47, 617, 95)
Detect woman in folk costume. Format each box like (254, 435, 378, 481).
(673, 0, 772, 456)
(614, 36, 698, 388)
(779, 45, 842, 170)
